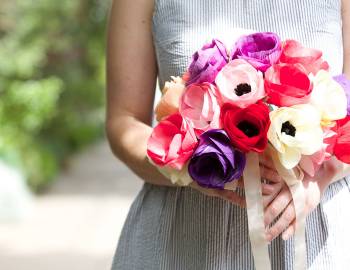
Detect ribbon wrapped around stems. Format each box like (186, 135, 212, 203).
(243, 152, 271, 270)
(242, 145, 306, 270)
(267, 144, 306, 270)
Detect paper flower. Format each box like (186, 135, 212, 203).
(186, 39, 229, 86)
(155, 76, 186, 121)
(331, 116, 350, 164)
(179, 83, 221, 135)
(265, 63, 313, 107)
(154, 162, 193, 186)
(299, 129, 337, 177)
(147, 113, 198, 170)
(279, 40, 329, 75)
(309, 70, 347, 126)
(268, 104, 323, 169)
(215, 59, 265, 107)
(333, 74, 350, 116)
(220, 101, 270, 153)
(188, 129, 246, 189)
(232, 32, 282, 72)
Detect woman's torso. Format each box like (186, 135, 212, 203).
(112, 2, 350, 269)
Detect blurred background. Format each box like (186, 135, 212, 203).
(0, 1, 143, 269)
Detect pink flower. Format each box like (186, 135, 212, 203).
(264, 63, 313, 107)
(147, 113, 198, 170)
(215, 59, 265, 108)
(279, 40, 329, 75)
(179, 83, 221, 135)
(299, 129, 337, 177)
(299, 150, 326, 178)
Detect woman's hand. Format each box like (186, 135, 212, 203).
(189, 180, 246, 208)
(263, 162, 334, 242)
(188, 152, 283, 208)
(259, 152, 284, 202)
(261, 0, 350, 241)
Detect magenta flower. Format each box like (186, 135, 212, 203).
(186, 39, 229, 86)
(334, 74, 350, 116)
(232, 32, 282, 72)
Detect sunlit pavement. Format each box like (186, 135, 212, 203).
(0, 142, 143, 270)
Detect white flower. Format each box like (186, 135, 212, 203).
(150, 158, 193, 186)
(310, 70, 347, 125)
(268, 104, 323, 169)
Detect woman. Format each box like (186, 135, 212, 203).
(107, 0, 350, 269)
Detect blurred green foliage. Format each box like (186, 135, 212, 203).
(0, 0, 110, 191)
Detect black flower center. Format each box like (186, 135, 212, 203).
(237, 121, 259, 137)
(281, 121, 296, 137)
(234, 83, 252, 96)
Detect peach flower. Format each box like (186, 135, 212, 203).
(155, 77, 185, 121)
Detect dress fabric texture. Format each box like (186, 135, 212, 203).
(112, 0, 350, 269)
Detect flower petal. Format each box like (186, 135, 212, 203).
(279, 147, 301, 169)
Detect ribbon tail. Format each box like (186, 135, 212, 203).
(268, 145, 307, 270)
(243, 152, 271, 270)
(289, 182, 307, 270)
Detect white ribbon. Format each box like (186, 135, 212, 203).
(243, 147, 307, 270)
(243, 152, 271, 270)
(268, 145, 306, 270)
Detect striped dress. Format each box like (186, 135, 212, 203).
(112, 1, 350, 269)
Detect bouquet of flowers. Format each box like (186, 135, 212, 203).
(146, 32, 350, 270)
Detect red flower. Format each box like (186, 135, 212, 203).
(332, 116, 350, 164)
(265, 63, 313, 107)
(279, 40, 329, 75)
(220, 101, 270, 153)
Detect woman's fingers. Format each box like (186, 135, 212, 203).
(190, 182, 246, 208)
(262, 183, 284, 208)
(259, 152, 275, 170)
(266, 201, 296, 241)
(217, 190, 246, 208)
(264, 185, 293, 226)
(282, 219, 296, 241)
(260, 165, 282, 183)
(236, 178, 245, 188)
(261, 182, 283, 196)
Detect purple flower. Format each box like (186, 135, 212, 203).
(232, 32, 282, 72)
(334, 74, 350, 115)
(188, 129, 246, 189)
(186, 39, 229, 86)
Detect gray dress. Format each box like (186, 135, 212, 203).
(112, 0, 350, 269)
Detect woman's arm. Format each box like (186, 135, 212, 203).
(343, 0, 350, 77)
(106, 0, 175, 187)
(105, 0, 255, 205)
